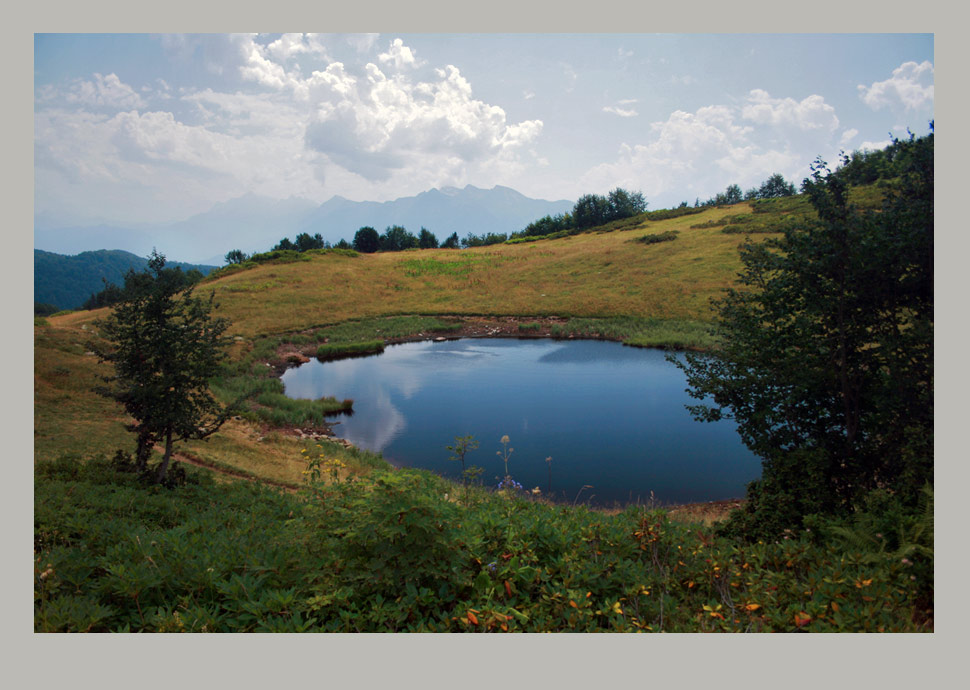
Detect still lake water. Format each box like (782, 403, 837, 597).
(281, 338, 761, 506)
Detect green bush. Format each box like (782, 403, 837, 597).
(301, 470, 469, 616)
(633, 230, 679, 245)
(315, 340, 385, 361)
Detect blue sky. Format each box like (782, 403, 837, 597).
(34, 33, 934, 228)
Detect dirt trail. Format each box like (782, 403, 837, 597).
(174, 451, 300, 493)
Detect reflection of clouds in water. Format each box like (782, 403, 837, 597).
(280, 338, 759, 504)
(343, 386, 406, 453)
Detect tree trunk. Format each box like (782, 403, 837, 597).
(154, 429, 174, 484)
(135, 428, 153, 472)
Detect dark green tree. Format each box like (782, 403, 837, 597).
(418, 227, 439, 249)
(93, 251, 235, 484)
(757, 173, 796, 198)
(440, 232, 460, 249)
(724, 184, 743, 204)
(606, 188, 647, 220)
(676, 134, 933, 536)
(380, 225, 419, 252)
(573, 193, 611, 229)
(461, 232, 507, 248)
(274, 237, 296, 251)
(224, 249, 249, 265)
(294, 232, 326, 252)
(335, 238, 351, 250)
(353, 227, 380, 253)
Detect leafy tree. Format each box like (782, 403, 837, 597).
(441, 232, 460, 249)
(676, 134, 933, 537)
(92, 251, 235, 484)
(380, 225, 419, 252)
(606, 188, 647, 220)
(274, 237, 296, 251)
(353, 227, 380, 253)
(461, 232, 508, 248)
(224, 249, 249, 265)
(724, 184, 743, 205)
(82, 280, 125, 310)
(294, 232, 326, 252)
(519, 212, 573, 238)
(335, 238, 351, 250)
(418, 227, 439, 249)
(573, 193, 611, 229)
(757, 173, 796, 198)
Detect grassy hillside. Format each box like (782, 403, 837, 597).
(56, 203, 759, 335)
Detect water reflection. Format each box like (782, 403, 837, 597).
(281, 338, 761, 506)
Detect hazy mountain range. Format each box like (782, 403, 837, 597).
(34, 185, 574, 265)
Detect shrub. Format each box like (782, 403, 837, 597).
(301, 470, 469, 619)
(634, 230, 679, 245)
(315, 340, 385, 361)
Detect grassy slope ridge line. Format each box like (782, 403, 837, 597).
(188, 203, 763, 337)
(55, 202, 771, 344)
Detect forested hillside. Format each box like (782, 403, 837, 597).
(34, 249, 216, 311)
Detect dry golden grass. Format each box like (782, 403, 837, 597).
(55, 203, 762, 340)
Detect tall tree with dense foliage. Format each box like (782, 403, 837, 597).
(441, 232, 460, 249)
(757, 173, 796, 198)
(93, 251, 234, 483)
(353, 226, 380, 253)
(572, 193, 611, 229)
(294, 232, 327, 252)
(606, 187, 647, 220)
(724, 184, 743, 204)
(380, 225, 419, 251)
(418, 227, 439, 249)
(676, 133, 933, 536)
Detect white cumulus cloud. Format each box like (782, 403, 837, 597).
(742, 89, 839, 131)
(265, 33, 330, 62)
(578, 94, 841, 205)
(378, 38, 421, 70)
(64, 73, 146, 110)
(304, 62, 542, 182)
(858, 61, 934, 112)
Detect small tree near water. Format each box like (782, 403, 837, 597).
(93, 250, 235, 484)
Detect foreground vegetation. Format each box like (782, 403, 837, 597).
(34, 456, 931, 632)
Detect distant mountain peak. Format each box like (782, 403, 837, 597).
(36, 184, 574, 264)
